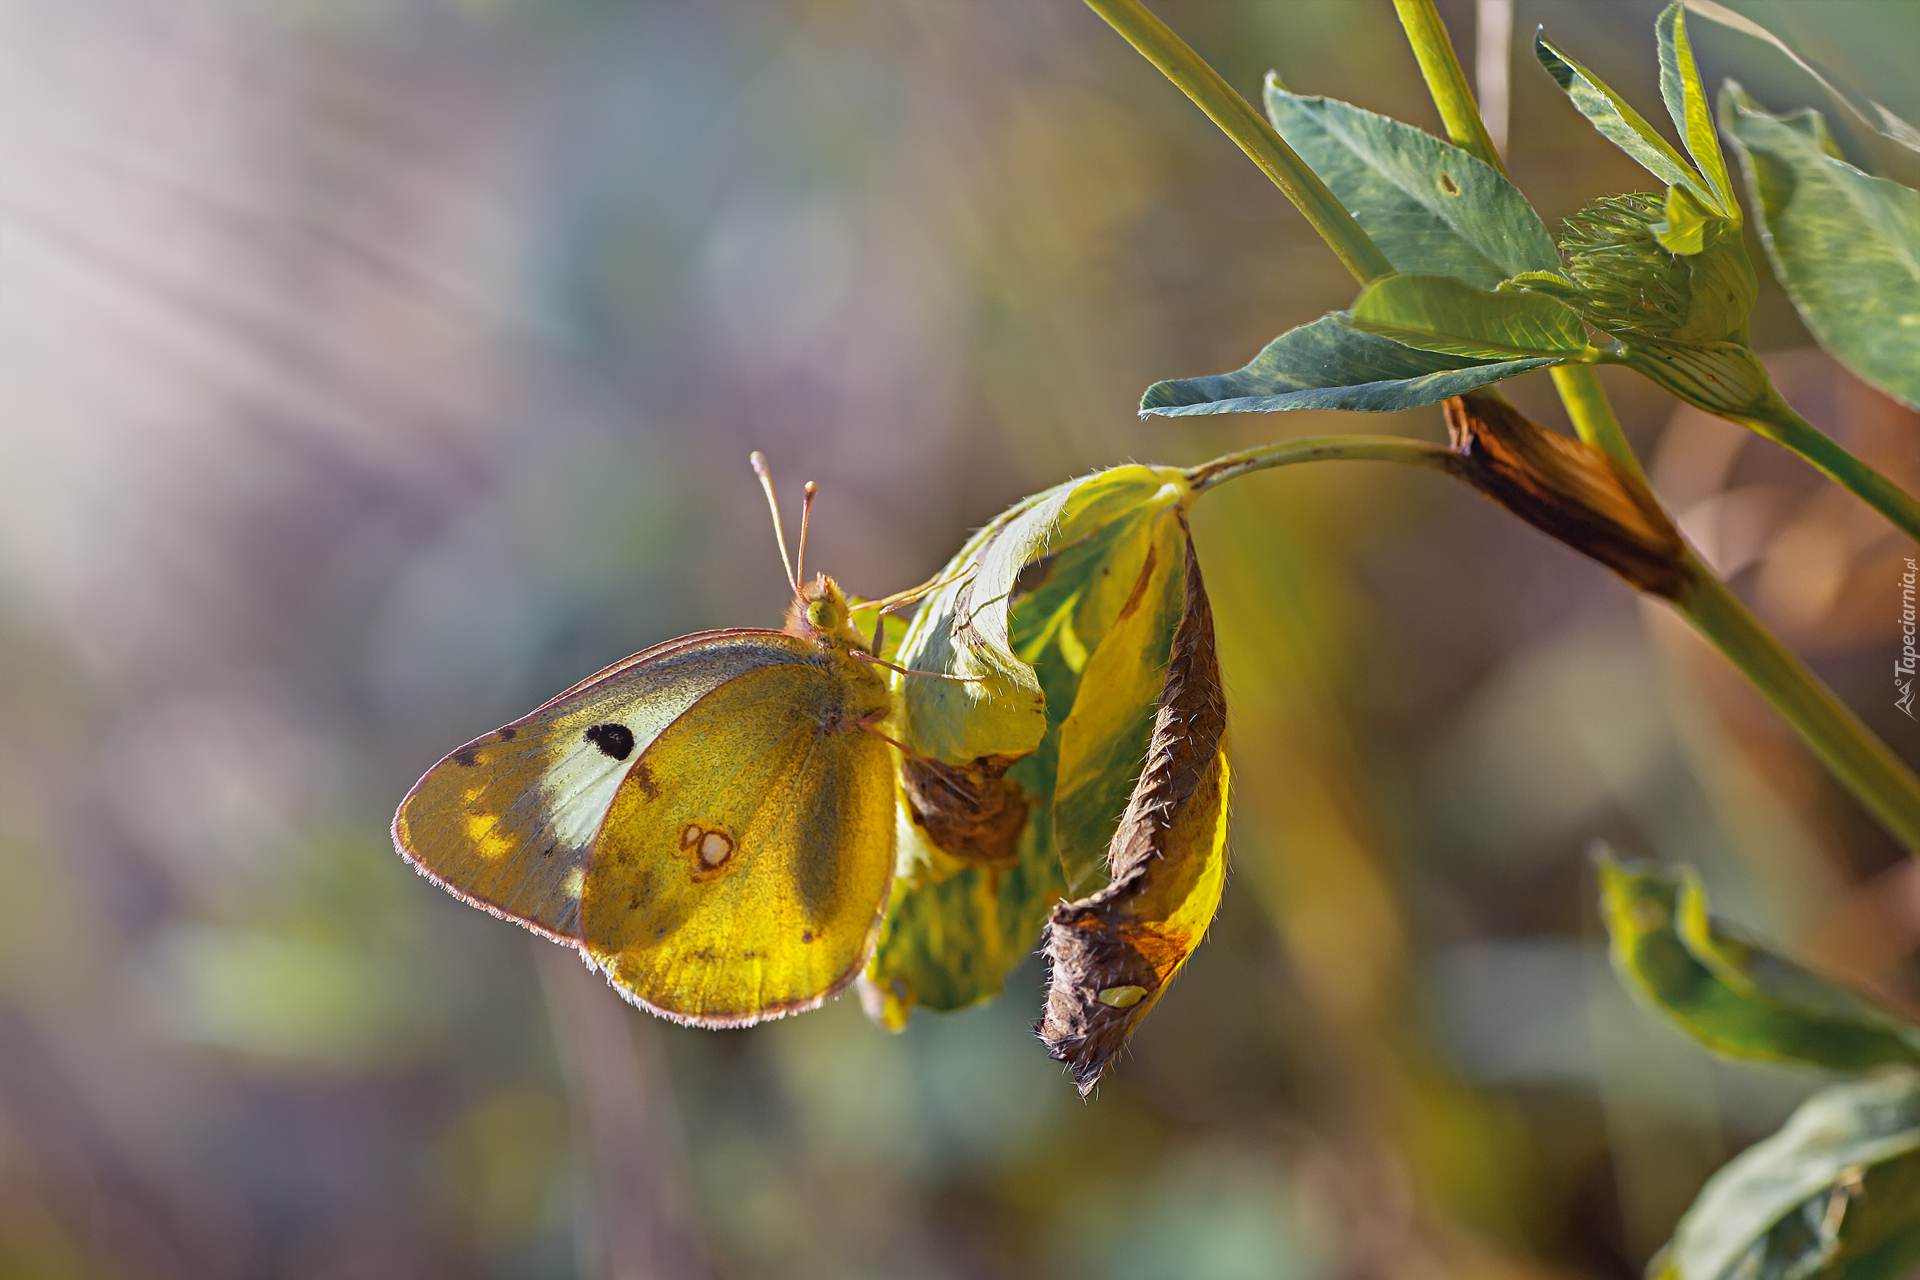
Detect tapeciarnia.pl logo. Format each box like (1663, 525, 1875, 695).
(1900, 558, 1918, 719)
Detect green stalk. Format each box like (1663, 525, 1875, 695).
(1388, 0, 1920, 847)
(1386, 0, 1653, 487)
(1731, 392, 1920, 545)
(1185, 434, 1458, 494)
(1113, 0, 1920, 851)
(1389, 0, 1502, 170)
(1083, 0, 1395, 284)
(1550, 365, 1654, 491)
(1676, 557, 1920, 854)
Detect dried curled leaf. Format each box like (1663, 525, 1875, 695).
(899, 754, 1028, 869)
(1038, 529, 1230, 1095)
(1443, 393, 1688, 598)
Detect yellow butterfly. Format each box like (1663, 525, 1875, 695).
(393, 454, 949, 1027)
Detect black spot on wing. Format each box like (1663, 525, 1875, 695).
(585, 723, 636, 760)
(498, 726, 517, 741)
(452, 744, 482, 767)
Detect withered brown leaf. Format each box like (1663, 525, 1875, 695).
(1037, 527, 1231, 1095)
(899, 754, 1029, 869)
(1444, 392, 1687, 598)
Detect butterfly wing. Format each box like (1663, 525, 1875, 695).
(393, 629, 817, 942)
(581, 658, 895, 1027)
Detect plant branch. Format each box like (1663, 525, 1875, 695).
(1084, 0, 1395, 284)
(1674, 558, 1920, 854)
(1391, 0, 1502, 169)
(1729, 391, 1920, 544)
(1146, 0, 1920, 853)
(1550, 365, 1655, 491)
(1190, 428, 1920, 856)
(1185, 435, 1460, 494)
(1387, 3, 1658, 504)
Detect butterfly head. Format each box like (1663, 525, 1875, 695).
(787, 573, 868, 651)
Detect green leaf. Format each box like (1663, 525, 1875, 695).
(865, 466, 1197, 1024)
(1663, 1071, 1920, 1280)
(1723, 87, 1920, 409)
(1141, 312, 1559, 416)
(1598, 856, 1920, 1072)
(1535, 27, 1725, 216)
(1039, 530, 1230, 1095)
(1654, 182, 1717, 254)
(1262, 85, 1560, 288)
(1350, 274, 1593, 360)
(1657, 3, 1738, 216)
(1681, 0, 1920, 189)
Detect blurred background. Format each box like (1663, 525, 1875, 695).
(3, 0, 1919, 1275)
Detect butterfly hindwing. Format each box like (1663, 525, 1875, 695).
(392, 630, 819, 941)
(582, 660, 895, 1026)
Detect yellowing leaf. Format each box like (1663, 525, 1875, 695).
(1598, 855, 1920, 1071)
(864, 466, 1197, 1025)
(1657, 4, 1738, 219)
(1051, 507, 1187, 894)
(893, 465, 1188, 766)
(1038, 530, 1230, 1095)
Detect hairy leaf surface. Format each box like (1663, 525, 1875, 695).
(1535, 27, 1725, 220)
(1657, 4, 1738, 216)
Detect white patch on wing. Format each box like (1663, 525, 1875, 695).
(531, 634, 811, 855)
(542, 740, 638, 850)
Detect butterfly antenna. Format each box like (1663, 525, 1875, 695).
(796, 481, 817, 586)
(749, 451, 798, 592)
(849, 561, 981, 617)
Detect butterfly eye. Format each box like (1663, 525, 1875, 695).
(806, 599, 837, 631)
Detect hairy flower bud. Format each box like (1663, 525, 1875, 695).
(1548, 193, 1757, 346)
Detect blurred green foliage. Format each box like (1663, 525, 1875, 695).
(1, 2, 1918, 1278)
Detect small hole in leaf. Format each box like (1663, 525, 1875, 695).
(1439, 173, 1460, 196)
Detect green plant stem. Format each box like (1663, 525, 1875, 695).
(1675, 557, 1920, 854)
(1152, 0, 1920, 853)
(1185, 435, 1457, 493)
(1730, 391, 1920, 544)
(1390, 0, 1502, 170)
(1550, 365, 1653, 490)
(1083, 0, 1395, 284)
(1387, 0, 1653, 486)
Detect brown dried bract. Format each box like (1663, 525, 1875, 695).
(1444, 392, 1688, 598)
(901, 754, 1029, 868)
(1038, 527, 1230, 1095)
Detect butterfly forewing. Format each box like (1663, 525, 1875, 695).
(393, 630, 816, 941)
(582, 660, 895, 1026)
